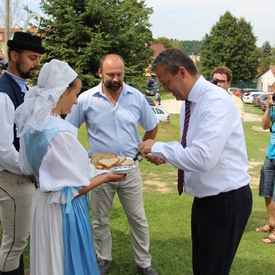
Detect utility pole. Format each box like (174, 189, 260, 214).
(5, 0, 10, 58)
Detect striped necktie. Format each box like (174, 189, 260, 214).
(177, 100, 191, 195)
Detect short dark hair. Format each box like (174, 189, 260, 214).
(210, 66, 233, 83)
(151, 48, 198, 76)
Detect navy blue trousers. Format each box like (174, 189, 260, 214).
(191, 184, 252, 275)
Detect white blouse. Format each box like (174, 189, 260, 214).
(19, 117, 91, 193)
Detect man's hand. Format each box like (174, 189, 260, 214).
(138, 139, 165, 165)
(145, 154, 165, 165)
(138, 139, 156, 155)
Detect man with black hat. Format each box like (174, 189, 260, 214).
(0, 31, 45, 274)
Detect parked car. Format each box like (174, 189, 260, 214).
(146, 79, 159, 96)
(261, 98, 268, 112)
(243, 91, 266, 103)
(151, 106, 170, 123)
(233, 88, 242, 97)
(240, 88, 264, 100)
(146, 96, 156, 106)
(252, 94, 268, 107)
(228, 87, 238, 93)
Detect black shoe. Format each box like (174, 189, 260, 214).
(98, 259, 111, 275)
(137, 265, 158, 275)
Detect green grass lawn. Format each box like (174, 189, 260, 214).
(1, 103, 275, 275)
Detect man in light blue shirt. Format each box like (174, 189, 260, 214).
(66, 54, 159, 275)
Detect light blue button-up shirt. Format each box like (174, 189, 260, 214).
(66, 82, 159, 158)
(5, 71, 27, 93)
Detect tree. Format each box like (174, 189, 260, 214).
(261, 41, 272, 57)
(0, 0, 27, 31)
(37, 0, 154, 91)
(153, 37, 173, 48)
(181, 40, 202, 55)
(171, 39, 184, 50)
(200, 11, 260, 82)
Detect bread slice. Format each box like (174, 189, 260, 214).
(98, 157, 120, 169)
(95, 164, 105, 170)
(118, 156, 126, 165)
(120, 159, 135, 166)
(90, 152, 118, 166)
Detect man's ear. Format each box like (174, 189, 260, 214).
(98, 68, 103, 78)
(9, 50, 18, 62)
(178, 66, 186, 79)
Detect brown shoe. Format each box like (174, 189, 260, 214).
(255, 222, 275, 232)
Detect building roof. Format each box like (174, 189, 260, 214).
(150, 44, 165, 59)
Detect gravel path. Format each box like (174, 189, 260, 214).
(161, 99, 262, 122)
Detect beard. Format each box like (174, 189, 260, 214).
(102, 79, 123, 92)
(15, 59, 38, 79)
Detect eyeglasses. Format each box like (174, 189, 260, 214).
(216, 79, 227, 83)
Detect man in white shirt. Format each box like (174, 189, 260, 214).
(138, 48, 252, 275)
(0, 32, 44, 274)
(210, 66, 245, 121)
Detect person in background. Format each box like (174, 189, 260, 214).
(155, 90, 161, 105)
(138, 48, 252, 275)
(66, 54, 159, 275)
(256, 82, 275, 244)
(15, 59, 126, 275)
(0, 51, 7, 77)
(210, 66, 245, 121)
(0, 32, 44, 275)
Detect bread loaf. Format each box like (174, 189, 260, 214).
(90, 152, 118, 166)
(120, 159, 135, 166)
(98, 157, 120, 169)
(90, 152, 135, 170)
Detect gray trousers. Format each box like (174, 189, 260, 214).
(0, 171, 35, 272)
(91, 165, 152, 268)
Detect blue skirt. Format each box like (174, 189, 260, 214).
(61, 191, 99, 275)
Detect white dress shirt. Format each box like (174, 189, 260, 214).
(151, 76, 250, 198)
(0, 93, 22, 174)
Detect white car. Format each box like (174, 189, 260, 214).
(151, 106, 170, 123)
(242, 91, 266, 103)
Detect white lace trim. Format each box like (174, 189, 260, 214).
(46, 187, 79, 204)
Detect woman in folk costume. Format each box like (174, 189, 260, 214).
(15, 59, 126, 275)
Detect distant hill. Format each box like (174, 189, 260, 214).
(181, 40, 202, 55)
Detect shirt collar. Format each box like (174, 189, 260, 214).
(5, 71, 27, 94)
(97, 82, 134, 97)
(187, 75, 205, 103)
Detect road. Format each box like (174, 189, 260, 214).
(161, 99, 262, 122)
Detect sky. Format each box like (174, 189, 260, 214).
(23, 0, 274, 47)
(145, 0, 274, 47)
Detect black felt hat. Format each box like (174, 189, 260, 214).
(7, 32, 45, 54)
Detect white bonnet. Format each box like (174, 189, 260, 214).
(15, 59, 78, 137)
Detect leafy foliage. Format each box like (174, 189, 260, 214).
(260, 41, 272, 57)
(153, 37, 173, 48)
(180, 40, 202, 55)
(37, 0, 154, 91)
(200, 11, 260, 81)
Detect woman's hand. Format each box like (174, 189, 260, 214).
(104, 173, 126, 182)
(78, 173, 126, 196)
(267, 93, 275, 107)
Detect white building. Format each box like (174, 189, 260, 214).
(257, 66, 275, 92)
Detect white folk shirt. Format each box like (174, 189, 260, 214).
(0, 93, 22, 174)
(151, 76, 250, 198)
(19, 117, 91, 192)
